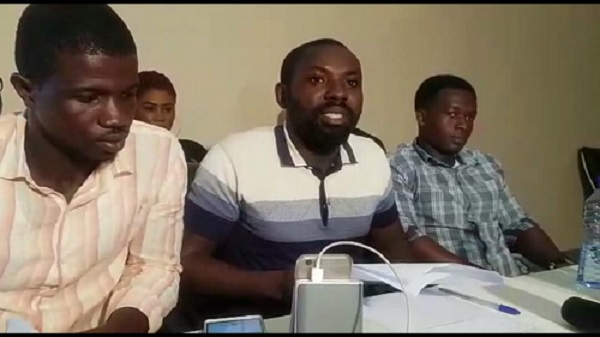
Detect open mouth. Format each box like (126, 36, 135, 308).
(319, 106, 350, 126)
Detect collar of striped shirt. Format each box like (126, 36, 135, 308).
(275, 122, 357, 168)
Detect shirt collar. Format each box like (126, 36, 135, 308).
(0, 114, 134, 182)
(274, 122, 357, 168)
(412, 138, 478, 168)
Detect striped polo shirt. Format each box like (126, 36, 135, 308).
(185, 124, 398, 271)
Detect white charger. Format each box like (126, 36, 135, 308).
(307, 241, 411, 333)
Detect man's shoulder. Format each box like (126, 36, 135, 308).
(348, 132, 383, 152)
(462, 147, 501, 167)
(351, 128, 386, 151)
(347, 133, 390, 167)
(0, 112, 22, 132)
(388, 142, 421, 167)
(213, 126, 276, 154)
(126, 121, 183, 164)
(0, 113, 24, 148)
(129, 120, 179, 142)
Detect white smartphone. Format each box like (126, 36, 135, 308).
(203, 315, 265, 333)
(291, 279, 363, 333)
(294, 253, 353, 280)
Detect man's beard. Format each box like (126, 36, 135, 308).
(287, 98, 358, 155)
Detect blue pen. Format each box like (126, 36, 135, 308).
(437, 287, 521, 315)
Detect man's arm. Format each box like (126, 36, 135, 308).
(369, 218, 477, 266)
(181, 144, 294, 303)
(512, 226, 569, 268)
(492, 158, 566, 268)
(99, 137, 187, 333)
(84, 308, 149, 333)
(369, 219, 414, 263)
(409, 236, 479, 267)
(181, 232, 293, 302)
(388, 161, 476, 266)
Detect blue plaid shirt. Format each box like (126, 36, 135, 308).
(389, 140, 537, 276)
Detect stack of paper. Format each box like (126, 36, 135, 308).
(351, 264, 542, 332)
(352, 263, 504, 296)
(362, 291, 538, 333)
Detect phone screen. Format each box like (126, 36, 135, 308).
(205, 318, 264, 333)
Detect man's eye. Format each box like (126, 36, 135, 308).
(121, 91, 135, 99)
(76, 94, 99, 104)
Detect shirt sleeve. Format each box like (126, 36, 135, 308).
(389, 156, 424, 241)
(489, 157, 538, 239)
(184, 143, 240, 243)
(371, 177, 400, 230)
(106, 136, 186, 332)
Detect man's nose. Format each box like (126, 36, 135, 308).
(99, 98, 130, 128)
(455, 115, 467, 130)
(324, 80, 348, 102)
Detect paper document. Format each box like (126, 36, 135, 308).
(362, 291, 538, 333)
(6, 318, 38, 333)
(352, 263, 503, 296)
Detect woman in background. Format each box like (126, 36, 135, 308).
(136, 71, 207, 185)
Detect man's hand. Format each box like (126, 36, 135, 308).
(410, 235, 481, 268)
(81, 307, 149, 333)
(182, 233, 297, 303)
(262, 270, 295, 304)
(369, 221, 416, 262)
(513, 226, 566, 269)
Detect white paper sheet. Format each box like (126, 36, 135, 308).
(362, 291, 538, 333)
(352, 263, 504, 296)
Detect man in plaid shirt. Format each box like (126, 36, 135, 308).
(389, 74, 571, 276)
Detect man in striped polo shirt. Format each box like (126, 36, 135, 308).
(177, 38, 415, 323)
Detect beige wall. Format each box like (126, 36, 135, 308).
(1, 4, 600, 250)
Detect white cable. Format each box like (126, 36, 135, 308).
(312, 241, 410, 333)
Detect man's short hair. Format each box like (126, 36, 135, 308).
(414, 74, 476, 112)
(137, 71, 176, 99)
(280, 38, 347, 87)
(15, 4, 137, 84)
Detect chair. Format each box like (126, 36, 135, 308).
(577, 147, 600, 200)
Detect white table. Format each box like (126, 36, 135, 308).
(262, 266, 596, 333)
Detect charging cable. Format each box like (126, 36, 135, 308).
(311, 241, 410, 333)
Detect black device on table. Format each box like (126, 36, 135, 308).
(561, 296, 600, 332)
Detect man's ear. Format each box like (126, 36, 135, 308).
(416, 109, 426, 127)
(275, 82, 288, 109)
(10, 73, 35, 109)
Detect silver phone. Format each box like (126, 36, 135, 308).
(292, 279, 363, 333)
(203, 315, 265, 333)
(294, 253, 353, 280)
